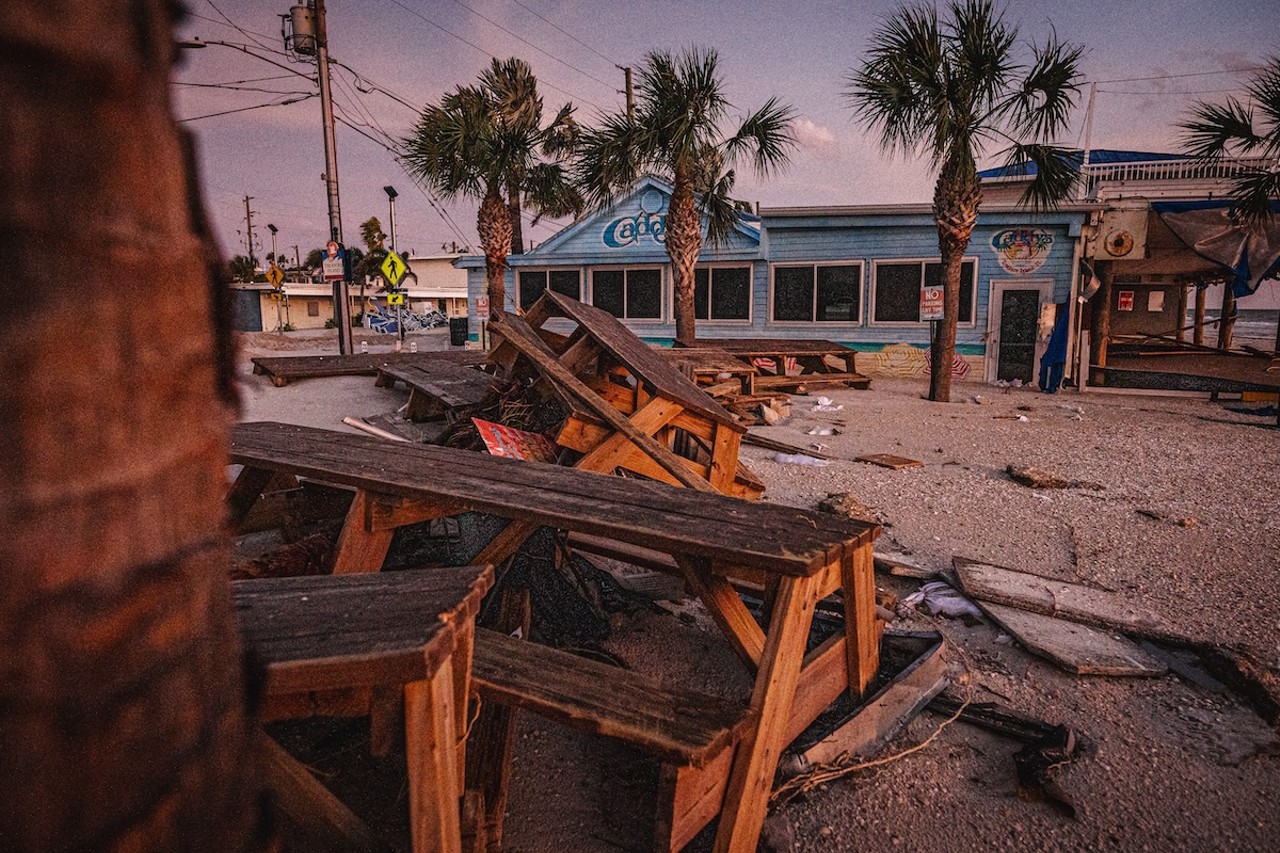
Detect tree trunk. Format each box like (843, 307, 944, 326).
(0, 4, 260, 851)
(665, 170, 703, 345)
(930, 161, 980, 402)
(508, 188, 524, 256)
(478, 185, 512, 318)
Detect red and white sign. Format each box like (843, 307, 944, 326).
(475, 294, 490, 315)
(325, 240, 340, 258)
(473, 419, 558, 463)
(322, 256, 345, 281)
(1117, 290, 1135, 311)
(920, 284, 945, 321)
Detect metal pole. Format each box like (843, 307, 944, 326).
(314, 0, 352, 354)
(243, 195, 256, 267)
(268, 225, 281, 332)
(387, 188, 402, 342)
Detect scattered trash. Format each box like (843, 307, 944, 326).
(812, 396, 843, 412)
(901, 581, 984, 622)
(993, 414, 1030, 422)
(806, 426, 841, 436)
(1136, 508, 1197, 527)
(775, 452, 829, 466)
(817, 491, 880, 524)
(1014, 725, 1083, 817)
(1006, 465, 1103, 490)
(856, 453, 923, 470)
(1057, 403, 1085, 414)
(995, 632, 1013, 645)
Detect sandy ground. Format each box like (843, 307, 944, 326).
(235, 329, 1280, 853)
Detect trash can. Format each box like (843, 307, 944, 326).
(448, 316, 468, 347)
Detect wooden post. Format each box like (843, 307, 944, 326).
(1217, 284, 1236, 350)
(1194, 285, 1206, 346)
(1175, 283, 1188, 343)
(1089, 261, 1114, 385)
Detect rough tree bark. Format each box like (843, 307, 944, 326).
(930, 161, 981, 403)
(666, 170, 703, 345)
(478, 186, 513, 318)
(0, 3, 261, 850)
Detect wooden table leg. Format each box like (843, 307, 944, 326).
(714, 573, 821, 853)
(331, 489, 395, 574)
(227, 465, 274, 528)
(840, 546, 880, 697)
(405, 658, 463, 853)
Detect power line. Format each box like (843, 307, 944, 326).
(198, 1, 276, 50)
(1089, 65, 1265, 85)
(1097, 86, 1251, 96)
(179, 92, 317, 122)
(175, 80, 312, 95)
(379, 0, 604, 109)
(505, 0, 618, 68)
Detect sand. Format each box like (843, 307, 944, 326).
(235, 329, 1280, 852)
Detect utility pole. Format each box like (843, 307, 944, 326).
(313, 0, 352, 353)
(243, 195, 256, 267)
(619, 66, 634, 122)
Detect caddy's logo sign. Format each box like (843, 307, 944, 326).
(991, 227, 1054, 275)
(603, 210, 667, 248)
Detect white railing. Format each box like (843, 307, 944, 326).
(1081, 156, 1275, 186)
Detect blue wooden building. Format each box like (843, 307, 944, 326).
(457, 176, 1092, 384)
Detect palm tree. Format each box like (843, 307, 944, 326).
(402, 58, 580, 318)
(576, 48, 796, 344)
(2, 1, 258, 849)
(1180, 56, 1280, 225)
(846, 0, 1083, 402)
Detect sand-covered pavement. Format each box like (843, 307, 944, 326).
(235, 330, 1279, 852)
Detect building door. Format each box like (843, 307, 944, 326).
(987, 279, 1053, 384)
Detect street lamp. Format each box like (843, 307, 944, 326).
(383, 185, 398, 252)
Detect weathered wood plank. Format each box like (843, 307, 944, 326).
(405, 659, 463, 853)
(230, 423, 876, 577)
(470, 629, 747, 766)
(378, 362, 494, 414)
(953, 557, 1170, 635)
(252, 350, 487, 384)
(855, 453, 924, 470)
(980, 602, 1168, 676)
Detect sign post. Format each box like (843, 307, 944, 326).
(266, 262, 285, 332)
(380, 250, 409, 343)
(920, 281, 945, 354)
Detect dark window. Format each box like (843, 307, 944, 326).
(307, 300, 320, 317)
(591, 268, 662, 319)
(772, 264, 861, 322)
(873, 260, 975, 323)
(518, 269, 581, 311)
(694, 266, 751, 321)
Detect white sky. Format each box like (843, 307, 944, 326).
(172, 0, 1280, 266)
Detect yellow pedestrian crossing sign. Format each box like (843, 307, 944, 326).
(387, 291, 405, 306)
(266, 262, 284, 289)
(380, 250, 408, 287)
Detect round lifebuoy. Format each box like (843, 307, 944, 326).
(1105, 229, 1135, 257)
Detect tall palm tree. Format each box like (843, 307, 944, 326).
(1, 2, 258, 849)
(1180, 56, 1280, 225)
(402, 58, 580, 318)
(575, 48, 796, 344)
(847, 0, 1083, 402)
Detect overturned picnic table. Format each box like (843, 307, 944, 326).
(228, 421, 881, 852)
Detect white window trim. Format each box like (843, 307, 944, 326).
(767, 260, 865, 325)
(868, 256, 979, 327)
(692, 263, 754, 324)
(516, 266, 583, 309)
(587, 264, 667, 321)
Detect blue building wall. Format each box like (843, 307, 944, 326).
(457, 177, 1088, 378)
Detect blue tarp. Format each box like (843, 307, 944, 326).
(1152, 200, 1280, 296)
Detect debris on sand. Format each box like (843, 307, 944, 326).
(1006, 464, 1103, 490)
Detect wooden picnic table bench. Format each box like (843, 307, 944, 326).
(374, 360, 496, 422)
(234, 566, 493, 853)
(228, 420, 880, 852)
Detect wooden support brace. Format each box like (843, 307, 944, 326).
(840, 547, 881, 698)
(227, 465, 275, 529)
(330, 489, 395, 574)
(405, 660, 463, 853)
(676, 556, 764, 671)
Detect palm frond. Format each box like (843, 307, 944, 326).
(699, 168, 741, 248)
(722, 97, 797, 178)
(1227, 168, 1280, 226)
(1003, 143, 1079, 210)
(574, 113, 647, 210)
(522, 162, 583, 222)
(947, 0, 1017, 110)
(1007, 34, 1084, 140)
(1180, 98, 1260, 159)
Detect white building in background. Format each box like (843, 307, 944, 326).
(403, 252, 467, 317)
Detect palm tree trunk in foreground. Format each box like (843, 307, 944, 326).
(0, 5, 259, 850)
(930, 163, 981, 402)
(666, 173, 703, 345)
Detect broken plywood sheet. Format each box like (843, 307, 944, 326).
(981, 602, 1168, 676)
(954, 557, 1169, 635)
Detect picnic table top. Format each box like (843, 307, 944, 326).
(653, 347, 759, 375)
(378, 361, 496, 409)
(230, 421, 876, 577)
(232, 565, 493, 694)
(543, 292, 742, 428)
(252, 350, 487, 382)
